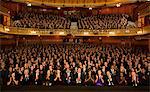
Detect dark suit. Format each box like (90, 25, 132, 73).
(63, 69, 73, 85)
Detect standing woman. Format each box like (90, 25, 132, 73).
(110, 65, 117, 84)
(85, 70, 94, 86)
(39, 64, 45, 85)
(76, 68, 84, 85)
(106, 71, 114, 86)
(34, 69, 40, 85)
(64, 64, 72, 85)
(46, 66, 54, 86)
(7, 72, 19, 86)
(119, 73, 127, 86)
(29, 65, 36, 85)
(120, 63, 127, 76)
(54, 67, 62, 85)
(46, 70, 53, 86)
(95, 70, 104, 86)
(20, 69, 30, 85)
(131, 68, 138, 86)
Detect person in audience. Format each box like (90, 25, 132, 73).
(119, 73, 127, 86)
(84, 70, 94, 86)
(35, 69, 40, 85)
(95, 70, 104, 86)
(54, 67, 62, 85)
(64, 65, 73, 85)
(20, 69, 30, 85)
(7, 72, 19, 86)
(106, 71, 114, 86)
(131, 68, 138, 86)
(45, 68, 54, 86)
(76, 68, 84, 85)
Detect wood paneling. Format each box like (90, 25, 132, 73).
(1, 36, 148, 48)
(99, 4, 137, 17)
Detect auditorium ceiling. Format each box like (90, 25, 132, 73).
(11, 0, 146, 7)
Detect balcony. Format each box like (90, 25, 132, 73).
(0, 24, 150, 36)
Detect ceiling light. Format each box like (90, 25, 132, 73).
(8, 11, 10, 14)
(31, 31, 36, 34)
(42, 9, 47, 11)
(59, 32, 65, 35)
(125, 30, 130, 33)
(27, 3, 31, 6)
(116, 3, 121, 7)
(89, 7, 92, 10)
(137, 31, 143, 34)
(84, 32, 89, 35)
(57, 7, 61, 10)
(109, 32, 115, 34)
(5, 27, 10, 31)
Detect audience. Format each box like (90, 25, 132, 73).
(12, 12, 136, 30)
(12, 12, 71, 29)
(0, 44, 149, 86)
(78, 14, 135, 29)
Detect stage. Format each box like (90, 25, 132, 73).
(1, 86, 149, 92)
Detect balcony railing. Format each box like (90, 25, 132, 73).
(0, 25, 150, 36)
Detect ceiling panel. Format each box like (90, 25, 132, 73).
(11, 0, 147, 7)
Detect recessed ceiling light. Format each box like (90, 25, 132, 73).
(84, 32, 89, 35)
(42, 9, 47, 11)
(8, 11, 10, 13)
(137, 31, 143, 34)
(31, 31, 36, 34)
(116, 3, 121, 7)
(27, 3, 31, 6)
(57, 7, 61, 10)
(89, 7, 92, 10)
(125, 30, 130, 33)
(109, 32, 115, 34)
(59, 32, 65, 35)
(5, 27, 10, 31)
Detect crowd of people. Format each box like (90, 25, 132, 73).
(78, 14, 134, 29)
(12, 12, 71, 29)
(0, 44, 149, 87)
(11, 12, 136, 30)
